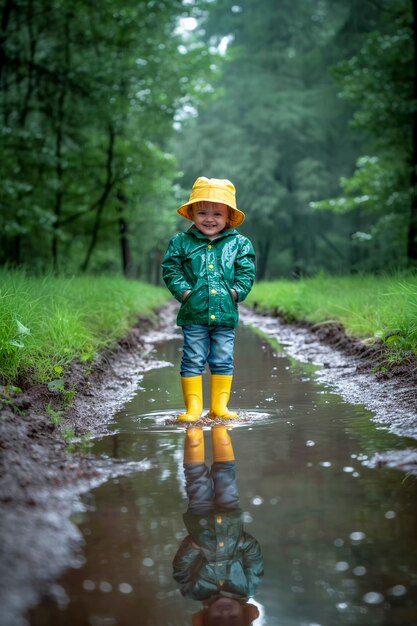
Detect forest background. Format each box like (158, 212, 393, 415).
(1, 0, 416, 282)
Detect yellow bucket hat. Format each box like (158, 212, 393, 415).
(177, 177, 245, 227)
(192, 603, 259, 625)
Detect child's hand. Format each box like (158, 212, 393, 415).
(231, 289, 238, 301)
(182, 290, 191, 301)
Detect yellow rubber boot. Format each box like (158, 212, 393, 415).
(177, 376, 203, 422)
(209, 374, 239, 419)
(184, 427, 205, 464)
(211, 426, 235, 462)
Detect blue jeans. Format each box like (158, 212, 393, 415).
(181, 324, 235, 377)
(184, 461, 240, 515)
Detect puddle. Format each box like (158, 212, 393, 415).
(28, 324, 417, 626)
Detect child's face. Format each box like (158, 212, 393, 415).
(207, 597, 245, 625)
(191, 202, 229, 239)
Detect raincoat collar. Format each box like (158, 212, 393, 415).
(186, 224, 238, 242)
(203, 591, 248, 606)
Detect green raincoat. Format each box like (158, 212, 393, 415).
(161, 226, 256, 327)
(173, 509, 264, 602)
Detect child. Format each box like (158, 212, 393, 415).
(173, 426, 263, 625)
(161, 177, 256, 422)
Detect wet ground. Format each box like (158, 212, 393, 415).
(26, 309, 417, 626)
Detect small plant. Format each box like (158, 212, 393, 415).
(63, 429, 94, 453)
(46, 366, 76, 406)
(0, 385, 25, 415)
(80, 345, 95, 362)
(46, 401, 63, 425)
(3, 385, 23, 394)
(78, 432, 94, 453)
(62, 427, 76, 451)
(47, 378, 65, 392)
(63, 387, 77, 407)
(0, 318, 31, 355)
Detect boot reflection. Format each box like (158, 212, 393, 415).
(173, 426, 264, 625)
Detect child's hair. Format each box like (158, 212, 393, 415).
(192, 602, 259, 626)
(187, 201, 233, 228)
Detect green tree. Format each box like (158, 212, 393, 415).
(0, 0, 214, 276)
(313, 0, 416, 268)
(174, 0, 383, 277)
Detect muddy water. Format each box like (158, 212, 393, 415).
(29, 326, 417, 626)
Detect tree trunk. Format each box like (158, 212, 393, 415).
(117, 203, 134, 278)
(0, 0, 14, 80)
(81, 124, 116, 272)
(407, 0, 417, 262)
(153, 249, 162, 285)
(51, 17, 70, 271)
(256, 237, 271, 280)
(51, 87, 65, 270)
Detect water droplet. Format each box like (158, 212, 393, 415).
(335, 561, 349, 572)
(334, 538, 344, 547)
(389, 584, 406, 597)
(251, 496, 263, 506)
(343, 466, 354, 473)
(120, 506, 128, 513)
(385, 510, 396, 519)
(199, 518, 207, 526)
(350, 531, 366, 542)
(336, 602, 349, 611)
(118, 583, 133, 594)
(306, 440, 315, 447)
(352, 472, 360, 477)
(320, 461, 331, 467)
(242, 511, 253, 523)
(353, 566, 367, 576)
(142, 558, 154, 567)
(362, 592, 384, 605)
(99, 581, 112, 593)
(82, 580, 95, 591)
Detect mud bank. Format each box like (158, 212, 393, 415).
(1, 302, 416, 624)
(241, 307, 417, 472)
(0, 309, 177, 626)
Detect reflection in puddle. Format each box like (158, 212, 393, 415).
(28, 326, 417, 626)
(173, 426, 263, 624)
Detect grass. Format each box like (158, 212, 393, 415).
(0, 270, 169, 383)
(247, 274, 417, 358)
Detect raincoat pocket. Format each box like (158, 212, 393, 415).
(222, 284, 237, 312)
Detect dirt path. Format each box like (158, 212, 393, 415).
(1, 302, 416, 625)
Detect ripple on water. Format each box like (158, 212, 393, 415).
(121, 409, 274, 430)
